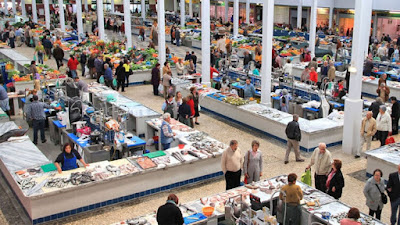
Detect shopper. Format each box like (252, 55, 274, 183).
(187, 95, 195, 128)
(160, 113, 175, 150)
(285, 114, 304, 164)
(242, 79, 256, 99)
(326, 159, 345, 199)
(280, 89, 290, 112)
(95, 55, 104, 82)
(34, 41, 45, 64)
(369, 97, 383, 119)
(162, 70, 172, 99)
(80, 50, 87, 77)
(176, 58, 184, 76)
(103, 64, 114, 89)
(243, 140, 263, 183)
(221, 140, 243, 190)
(26, 95, 53, 145)
(376, 105, 392, 146)
(328, 62, 336, 82)
(8, 27, 15, 48)
(188, 59, 196, 74)
(301, 66, 310, 83)
(162, 94, 175, 118)
(151, 63, 161, 96)
(363, 169, 385, 220)
(340, 208, 362, 225)
(87, 54, 96, 79)
(283, 59, 293, 76)
(306, 143, 333, 192)
(390, 96, 400, 135)
(54, 143, 89, 173)
(191, 51, 197, 68)
(116, 62, 126, 92)
(67, 55, 79, 78)
(387, 164, 400, 225)
(178, 97, 191, 126)
(376, 83, 390, 103)
(52, 44, 64, 70)
(309, 67, 318, 84)
(42, 36, 53, 59)
(173, 91, 182, 120)
(175, 28, 180, 46)
(356, 111, 377, 158)
(309, 57, 318, 71)
(243, 51, 252, 70)
(279, 173, 303, 225)
(320, 61, 329, 81)
(0, 82, 10, 117)
(156, 194, 184, 225)
(190, 87, 200, 125)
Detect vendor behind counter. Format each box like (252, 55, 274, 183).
(55, 143, 89, 173)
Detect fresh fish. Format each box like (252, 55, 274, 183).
(0, 129, 28, 143)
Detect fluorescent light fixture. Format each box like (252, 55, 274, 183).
(348, 66, 357, 73)
(389, 11, 400, 14)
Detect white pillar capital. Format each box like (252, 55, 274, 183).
(76, 0, 84, 40)
(233, 0, 239, 37)
(309, 0, 317, 57)
(58, 0, 65, 32)
(297, 0, 302, 29)
(97, 0, 105, 40)
(124, 0, 132, 49)
(180, 0, 185, 28)
(141, 0, 146, 20)
(32, 0, 38, 23)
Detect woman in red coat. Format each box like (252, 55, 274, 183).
(187, 95, 195, 128)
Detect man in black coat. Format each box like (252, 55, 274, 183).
(80, 51, 87, 77)
(115, 62, 126, 92)
(156, 194, 184, 225)
(284, 114, 304, 164)
(52, 44, 64, 70)
(391, 96, 400, 135)
(151, 63, 161, 96)
(42, 36, 53, 59)
(387, 164, 400, 225)
(369, 97, 384, 119)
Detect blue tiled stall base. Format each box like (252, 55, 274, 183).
(32, 171, 223, 224)
(200, 106, 342, 152)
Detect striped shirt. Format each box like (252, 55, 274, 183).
(27, 101, 51, 120)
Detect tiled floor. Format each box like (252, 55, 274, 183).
(0, 28, 398, 224)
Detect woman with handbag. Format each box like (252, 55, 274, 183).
(243, 140, 263, 183)
(363, 169, 386, 220)
(326, 159, 345, 199)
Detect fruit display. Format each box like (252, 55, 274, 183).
(222, 96, 249, 106)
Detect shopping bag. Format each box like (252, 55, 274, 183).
(112, 78, 118, 87)
(386, 136, 395, 145)
(44, 54, 48, 61)
(99, 75, 105, 84)
(33, 54, 37, 62)
(244, 176, 248, 184)
(158, 84, 163, 93)
(301, 168, 312, 186)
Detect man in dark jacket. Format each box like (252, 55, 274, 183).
(52, 44, 64, 69)
(42, 36, 53, 59)
(94, 55, 104, 82)
(243, 51, 252, 70)
(284, 114, 304, 164)
(363, 58, 374, 76)
(151, 63, 161, 96)
(156, 194, 184, 225)
(391, 96, 400, 135)
(87, 54, 96, 79)
(116, 62, 126, 92)
(80, 51, 87, 77)
(369, 97, 384, 119)
(387, 164, 400, 225)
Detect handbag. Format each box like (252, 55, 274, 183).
(375, 184, 388, 204)
(244, 151, 250, 184)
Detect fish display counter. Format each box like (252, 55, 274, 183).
(181, 86, 343, 152)
(112, 175, 384, 225)
(365, 142, 400, 182)
(89, 84, 161, 137)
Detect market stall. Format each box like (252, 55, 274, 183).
(365, 142, 400, 182)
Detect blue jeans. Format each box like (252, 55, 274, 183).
(391, 197, 400, 225)
(37, 53, 43, 64)
(70, 70, 77, 78)
(162, 143, 170, 150)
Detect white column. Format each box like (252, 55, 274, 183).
(76, 0, 83, 39)
(309, 0, 317, 57)
(189, 0, 193, 18)
(260, 0, 274, 106)
(32, 0, 37, 23)
(111, 0, 115, 12)
(141, 0, 146, 21)
(233, 0, 239, 37)
(342, 0, 372, 155)
(174, 0, 177, 13)
(202, 0, 210, 85)
(224, 0, 229, 22)
(44, 0, 50, 29)
(11, 0, 16, 15)
(372, 13, 377, 38)
(97, 0, 105, 40)
(21, 0, 26, 17)
(158, 0, 166, 71)
(4, 0, 8, 15)
(124, 0, 132, 49)
(245, 0, 250, 24)
(328, 6, 333, 29)
(58, 0, 65, 31)
(297, 0, 302, 29)
(180, 0, 185, 28)
(84, 0, 88, 12)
